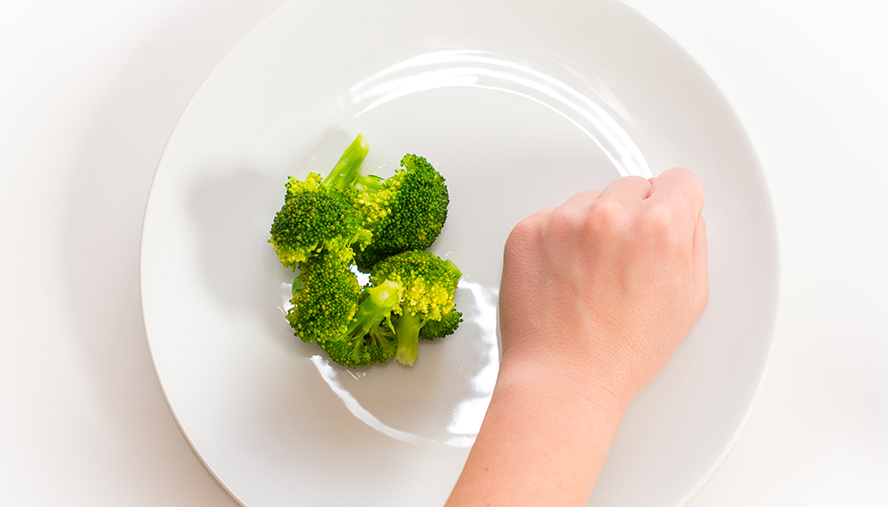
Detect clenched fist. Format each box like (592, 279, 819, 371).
(447, 168, 708, 507)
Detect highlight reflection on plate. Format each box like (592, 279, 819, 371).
(140, 1, 778, 506)
(331, 50, 651, 178)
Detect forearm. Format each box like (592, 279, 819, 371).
(445, 349, 631, 507)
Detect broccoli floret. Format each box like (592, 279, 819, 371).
(269, 134, 377, 269)
(390, 307, 462, 342)
(370, 250, 462, 366)
(319, 280, 402, 368)
(418, 309, 463, 340)
(286, 253, 362, 344)
(352, 154, 450, 272)
(269, 172, 371, 269)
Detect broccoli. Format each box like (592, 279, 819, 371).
(352, 154, 450, 272)
(369, 250, 462, 366)
(318, 280, 402, 368)
(269, 134, 375, 269)
(269, 172, 371, 268)
(286, 253, 362, 345)
(320, 133, 383, 194)
(270, 134, 461, 369)
(418, 309, 464, 340)
(270, 135, 450, 273)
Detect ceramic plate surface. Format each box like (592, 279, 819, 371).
(140, 0, 778, 505)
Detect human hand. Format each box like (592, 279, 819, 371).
(498, 167, 708, 404)
(446, 168, 707, 507)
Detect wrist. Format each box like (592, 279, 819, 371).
(445, 346, 631, 506)
(496, 344, 633, 424)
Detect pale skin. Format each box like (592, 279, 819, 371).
(445, 167, 708, 507)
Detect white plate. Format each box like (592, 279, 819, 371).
(140, 0, 778, 506)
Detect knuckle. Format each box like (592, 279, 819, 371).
(643, 204, 689, 252)
(505, 215, 540, 254)
(545, 206, 580, 234)
(644, 203, 677, 233)
(588, 199, 630, 235)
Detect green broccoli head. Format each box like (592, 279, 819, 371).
(269, 173, 372, 269)
(319, 280, 402, 368)
(370, 250, 461, 365)
(418, 309, 464, 341)
(352, 154, 450, 272)
(286, 253, 362, 345)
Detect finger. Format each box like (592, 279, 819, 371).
(597, 175, 652, 201)
(648, 167, 705, 219)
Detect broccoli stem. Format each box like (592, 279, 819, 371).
(395, 311, 424, 366)
(323, 133, 370, 191)
(444, 259, 462, 280)
(354, 173, 383, 193)
(345, 279, 401, 339)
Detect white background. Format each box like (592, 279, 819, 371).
(1, 1, 885, 505)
